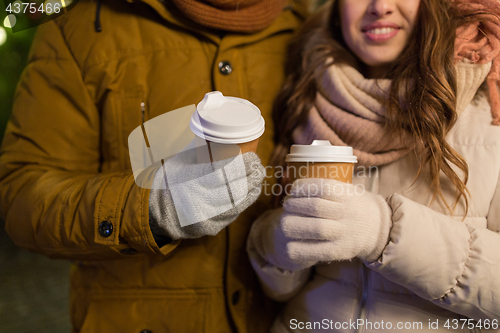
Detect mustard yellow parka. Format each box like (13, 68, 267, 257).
(0, 0, 306, 331)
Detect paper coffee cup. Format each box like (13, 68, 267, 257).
(190, 91, 265, 163)
(285, 140, 358, 183)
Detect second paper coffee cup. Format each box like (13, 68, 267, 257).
(286, 140, 358, 183)
(189, 91, 265, 163)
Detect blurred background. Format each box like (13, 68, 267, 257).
(0, 1, 327, 332)
(0, 3, 71, 333)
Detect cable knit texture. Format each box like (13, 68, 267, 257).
(455, 61, 491, 115)
(170, 0, 288, 33)
(454, 0, 500, 125)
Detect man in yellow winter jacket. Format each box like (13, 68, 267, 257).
(0, 0, 307, 331)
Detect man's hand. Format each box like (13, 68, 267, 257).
(149, 149, 265, 240)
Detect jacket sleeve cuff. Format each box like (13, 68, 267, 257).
(442, 225, 500, 320)
(367, 194, 471, 300)
(368, 194, 500, 320)
(94, 172, 180, 255)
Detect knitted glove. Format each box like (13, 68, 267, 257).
(149, 149, 265, 240)
(283, 178, 393, 263)
(249, 207, 318, 272)
(250, 178, 393, 271)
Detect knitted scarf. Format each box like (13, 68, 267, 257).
(170, 0, 288, 33)
(454, 0, 500, 125)
(292, 60, 492, 167)
(292, 64, 412, 167)
(293, 0, 500, 167)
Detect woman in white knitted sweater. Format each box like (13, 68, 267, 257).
(247, 0, 500, 332)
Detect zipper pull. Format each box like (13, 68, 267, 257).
(141, 102, 146, 124)
(139, 101, 155, 165)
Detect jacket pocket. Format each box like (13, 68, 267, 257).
(101, 89, 145, 172)
(79, 289, 209, 333)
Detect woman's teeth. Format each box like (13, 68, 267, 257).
(367, 27, 397, 35)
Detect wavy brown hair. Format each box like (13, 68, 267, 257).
(271, 0, 473, 213)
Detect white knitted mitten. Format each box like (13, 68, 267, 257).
(285, 178, 393, 264)
(248, 178, 393, 272)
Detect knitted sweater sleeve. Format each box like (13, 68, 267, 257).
(367, 191, 500, 321)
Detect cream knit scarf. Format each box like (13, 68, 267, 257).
(292, 61, 492, 167)
(292, 64, 412, 167)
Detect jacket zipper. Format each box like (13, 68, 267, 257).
(354, 265, 369, 333)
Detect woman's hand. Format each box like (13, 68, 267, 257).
(250, 178, 394, 272)
(282, 178, 393, 263)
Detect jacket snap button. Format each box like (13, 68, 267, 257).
(231, 290, 240, 305)
(140, 330, 152, 333)
(99, 220, 113, 237)
(218, 60, 232, 75)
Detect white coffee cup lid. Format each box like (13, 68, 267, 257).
(286, 140, 358, 163)
(189, 91, 265, 144)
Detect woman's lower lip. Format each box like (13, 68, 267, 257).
(363, 29, 399, 42)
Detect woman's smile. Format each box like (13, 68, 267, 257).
(362, 21, 401, 42)
(340, 0, 420, 76)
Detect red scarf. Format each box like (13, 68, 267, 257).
(454, 0, 500, 125)
(170, 0, 289, 33)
